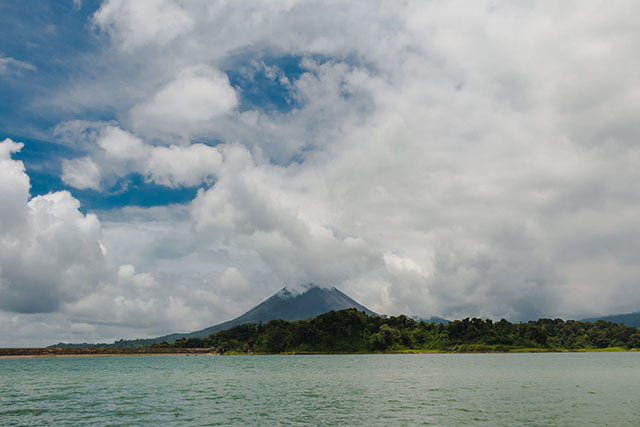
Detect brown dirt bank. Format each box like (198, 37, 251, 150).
(0, 347, 217, 358)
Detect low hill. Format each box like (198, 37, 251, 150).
(413, 316, 450, 324)
(581, 312, 640, 328)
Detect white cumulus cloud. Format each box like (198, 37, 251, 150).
(93, 0, 194, 50)
(61, 156, 102, 190)
(59, 124, 222, 190)
(50, 0, 640, 322)
(0, 139, 106, 313)
(130, 66, 238, 140)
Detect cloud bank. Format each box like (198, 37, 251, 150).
(0, 139, 104, 313)
(2, 0, 640, 345)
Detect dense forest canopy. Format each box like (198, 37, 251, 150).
(153, 309, 640, 353)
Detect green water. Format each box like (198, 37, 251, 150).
(1, 353, 639, 426)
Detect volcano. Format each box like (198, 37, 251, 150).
(119, 285, 378, 346)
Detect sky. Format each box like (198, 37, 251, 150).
(1, 1, 639, 346)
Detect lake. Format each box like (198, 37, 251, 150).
(1, 353, 639, 425)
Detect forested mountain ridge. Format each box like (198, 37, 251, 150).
(581, 312, 640, 328)
(158, 308, 640, 353)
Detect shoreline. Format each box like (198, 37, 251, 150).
(1, 347, 636, 358)
(0, 348, 217, 359)
(0, 353, 216, 359)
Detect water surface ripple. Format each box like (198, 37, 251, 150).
(1, 353, 639, 425)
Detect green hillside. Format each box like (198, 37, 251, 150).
(155, 308, 640, 353)
(581, 312, 640, 328)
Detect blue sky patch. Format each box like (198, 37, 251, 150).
(0, 2, 204, 212)
(0, 1, 106, 136)
(224, 53, 308, 113)
(1, 6, 346, 212)
(70, 174, 201, 212)
(11, 133, 201, 212)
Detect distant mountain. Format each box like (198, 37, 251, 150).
(412, 316, 450, 324)
(153, 285, 378, 344)
(52, 285, 378, 348)
(581, 312, 640, 328)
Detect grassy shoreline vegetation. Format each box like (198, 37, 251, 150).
(151, 308, 640, 355)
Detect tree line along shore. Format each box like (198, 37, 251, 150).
(152, 308, 640, 354)
(4, 309, 639, 356)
